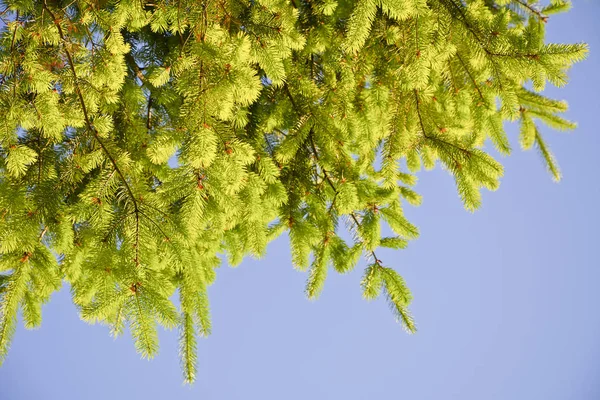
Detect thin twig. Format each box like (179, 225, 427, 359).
(455, 53, 486, 104)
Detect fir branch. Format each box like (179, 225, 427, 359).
(440, 0, 489, 52)
(0, 11, 19, 88)
(9, 11, 18, 55)
(177, 0, 184, 56)
(138, 209, 171, 242)
(43, 1, 143, 266)
(286, 83, 385, 266)
(534, 128, 561, 181)
(0, 265, 28, 365)
(125, 53, 147, 83)
(455, 53, 486, 105)
(414, 90, 428, 138)
(514, 0, 548, 22)
(308, 132, 336, 194)
(38, 226, 48, 242)
(132, 290, 156, 358)
(42, 3, 139, 209)
(179, 311, 197, 383)
(147, 97, 153, 130)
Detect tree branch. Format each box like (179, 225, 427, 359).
(514, 0, 547, 22)
(455, 53, 486, 105)
(43, 1, 141, 266)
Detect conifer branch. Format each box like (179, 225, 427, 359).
(286, 83, 385, 266)
(42, 3, 138, 210)
(111, 303, 125, 338)
(0, 264, 28, 365)
(135, 212, 140, 266)
(0, 11, 19, 87)
(138, 209, 170, 242)
(440, 0, 489, 52)
(177, 0, 184, 56)
(455, 53, 486, 105)
(514, 0, 548, 22)
(442, 0, 558, 60)
(38, 226, 48, 242)
(9, 11, 18, 55)
(146, 97, 153, 130)
(414, 90, 470, 157)
(179, 311, 197, 383)
(43, 1, 142, 266)
(141, 202, 174, 223)
(414, 90, 427, 138)
(308, 132, 336, 193)
(283, 82, 300, 112)
(133, 291, 154, 357)
(125, 52, 147, 83)
(349, 212, 383, 266)
(102, 211, 135, 243)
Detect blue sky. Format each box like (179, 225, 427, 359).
(2, 3, 600, 399)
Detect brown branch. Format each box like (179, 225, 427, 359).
(38, 226, 48, 241)
(283, 82, 300, 111)
(413, 90, 427, 137)
(125, 52, 146, 83)
(0, 11, 19, 87)
(177, 0, 184, 56)
(135, 211, 140, 266)
(138, 209, 171, 242)
(146, 96, 153, 130)
(515, 0, 547, 22)
(308, 132, 336, 193)
(9, 11, 18, 54)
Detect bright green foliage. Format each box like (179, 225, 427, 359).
(0, 0, 586, 382)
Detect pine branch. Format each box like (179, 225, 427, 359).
(0, 265, 28, 365)
(42, 4, 139, 211)
(514, 0, 548, 22)
(414, 90, 428, 138)
(0, 11, 19, 87)
(131, 289, 158, 358)
(285, 83, 385, 266)
(441, 0, 550, 60)
(146, 97, 153, 130)
(440, 0, 489, 52)
(179, 311, 197, 383)
(9, 11, 18, 54)
(125, 52, 147, 83)
(138, 209, 171, 242)
(455, 53, 486, 105)
(41, 1, 168, 269)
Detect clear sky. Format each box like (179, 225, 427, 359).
(1, 3, 600, 399)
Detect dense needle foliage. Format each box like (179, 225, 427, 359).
(0, 0, 586, 382)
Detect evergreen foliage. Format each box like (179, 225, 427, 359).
(0, 0, 586, 382)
